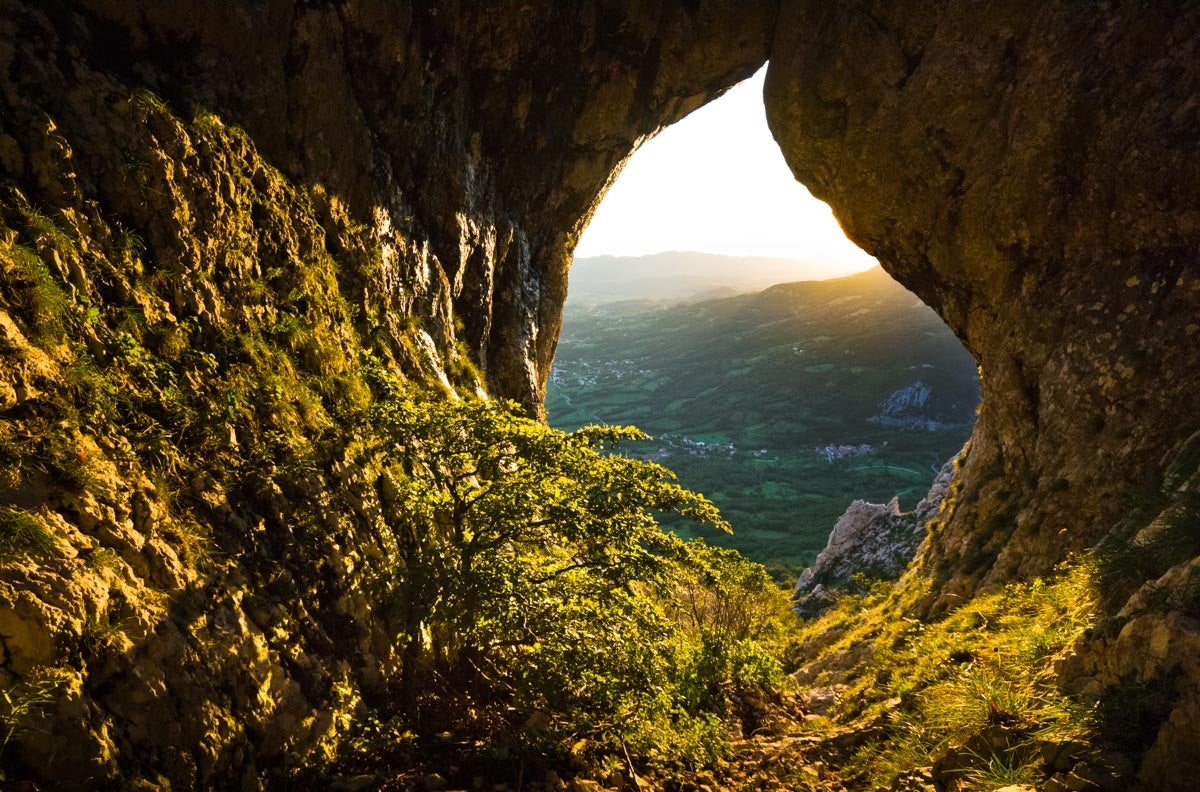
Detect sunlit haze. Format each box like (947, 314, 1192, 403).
(575, 66, 877, 278)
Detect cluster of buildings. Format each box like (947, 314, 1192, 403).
(627, 434, 745, 461)
(549, 360, 646, 387)
(816, 443, 875, 463)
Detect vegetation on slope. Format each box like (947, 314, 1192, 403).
(0, 88, 798, 786)
(778, 545, 1200, 792)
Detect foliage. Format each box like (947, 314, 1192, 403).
(359, 392, 792, 769)
(674, 545, 794, 643)
(0, 506, 60, 562)
(1093, 493, 1200, 611)
(0, 235, 69, 341)
(0, 668, 71, 751)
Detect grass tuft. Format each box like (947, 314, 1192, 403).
(0, 505, 60, 561)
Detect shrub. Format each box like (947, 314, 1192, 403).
(358, 393, 787, 770)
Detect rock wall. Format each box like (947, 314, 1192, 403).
(767, 0, 1200, 607)
(0, 0, 779, 786)
(56, 0, 776, 416)
(767, 7, 1200, 782)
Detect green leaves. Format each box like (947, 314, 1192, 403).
(360, 393, 787, 769)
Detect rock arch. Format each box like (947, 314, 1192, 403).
(2, 0, 1199, 784)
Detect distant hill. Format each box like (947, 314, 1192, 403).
(546, 266, 980, 573)
(568, 251, 872, 306)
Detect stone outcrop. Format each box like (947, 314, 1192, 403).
(767, 9, 1200, 781)
(868, 380, 964, 431)
(1054, 429, 1200, 789)
(793, 461, 952, 616)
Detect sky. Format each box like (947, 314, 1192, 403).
(574, 66, 878, 278)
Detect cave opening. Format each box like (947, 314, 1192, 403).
(549, 68, 981, 580)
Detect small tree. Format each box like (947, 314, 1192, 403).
(367, 394, 728, 720)
(341, 383, 793, 768)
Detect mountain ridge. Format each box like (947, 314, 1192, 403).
(568, 250, 877, 306)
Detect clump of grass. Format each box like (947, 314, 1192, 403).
(36, 436, 100, 494)
(129, 88, 169, 121)
(0, 505, 60, 561)
(0, 667, 71, 749)
(14, 197, 76, 254)
(1094, 493, 1200, 611)
(1093, 675, 1178, 755)
(63, 350, 120, 427)
(446, 340, 485, 389)
(86, 546, 124, 574)
(0, 238, 69, 340)
(0, 431, 26, 491)
(191, 108, 225, 137)
(167, 518, 217, 569)
(953, 747, 1043, 789)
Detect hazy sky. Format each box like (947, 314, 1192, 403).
(575, 67, 878, 277)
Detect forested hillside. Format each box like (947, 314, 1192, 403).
(547, 267, 980, 572)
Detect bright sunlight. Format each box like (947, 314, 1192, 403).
(575, 66, 877, 279)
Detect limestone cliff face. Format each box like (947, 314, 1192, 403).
(767, 1, 1200, 607)
(0, 0, 777, 786)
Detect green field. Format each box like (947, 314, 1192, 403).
(547, 266, 980, 578)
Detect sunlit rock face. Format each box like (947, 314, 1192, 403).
(52, 0, 776, 416)
(767, 1, 1200, 607)
(793, 461, 952, 617)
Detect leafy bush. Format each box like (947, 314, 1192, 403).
(359, 392, 790, 770)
